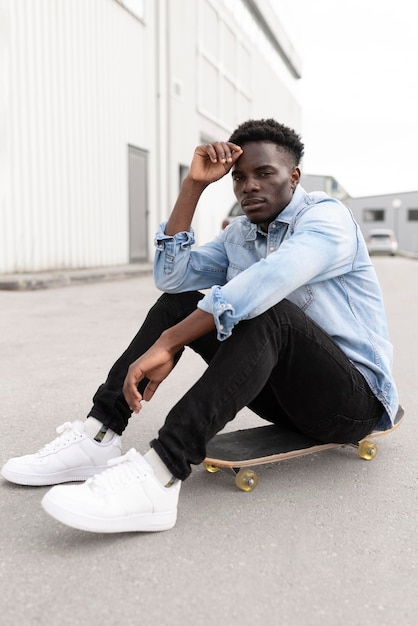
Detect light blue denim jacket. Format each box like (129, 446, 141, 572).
(154, 185, 398, 428)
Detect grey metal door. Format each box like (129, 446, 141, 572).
(128, 145, 148, 262)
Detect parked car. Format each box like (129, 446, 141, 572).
(366, 229, 398, 256)
(221, 202, 244, 229)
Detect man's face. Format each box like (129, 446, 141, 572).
(231, 141, 300, 232)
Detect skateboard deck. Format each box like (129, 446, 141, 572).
(204, 405, 405, 491)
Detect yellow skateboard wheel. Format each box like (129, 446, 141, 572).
(204, 463, 220, 473)
(358, 440, 378, 460)
(235, 468, 259, 492)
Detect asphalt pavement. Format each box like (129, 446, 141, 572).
(1, 256, 417, 626)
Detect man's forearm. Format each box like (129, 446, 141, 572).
(158, 308, 216, 353)
(164, 177, 208, 236)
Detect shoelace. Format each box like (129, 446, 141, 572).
(38, 422, 82, 454)
(88, 449, 147, 493)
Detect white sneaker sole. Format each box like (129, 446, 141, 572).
(41, 492, 177, 533)
(1, 465, 110, 487)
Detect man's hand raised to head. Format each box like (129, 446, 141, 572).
(164, 141, 243, 237)
(188, 141, 243, 185)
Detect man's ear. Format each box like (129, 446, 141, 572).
(291, 167, 300, 190)
(292, 167, 301, 185)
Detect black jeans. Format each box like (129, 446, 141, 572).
(89, 292, 383, 480)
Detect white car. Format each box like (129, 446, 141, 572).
(366, 229, 398, 256)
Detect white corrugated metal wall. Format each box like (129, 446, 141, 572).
(1, 0, 302, 274)
(2, 0, 154, 272)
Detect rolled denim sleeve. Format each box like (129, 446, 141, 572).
(154, 222, 195, 278)
(197, 285, 238, 340)
(154, 221, 229, 292)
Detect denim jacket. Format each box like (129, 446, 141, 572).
(154, 185, 398, 428)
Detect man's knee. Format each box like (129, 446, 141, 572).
(262, 298, 307, 329)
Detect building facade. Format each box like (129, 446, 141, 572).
(300, 175, 418, 255)
(347, 191, 418, 255)
(1, 0, 302, 273)
(300, 174, 350, 203)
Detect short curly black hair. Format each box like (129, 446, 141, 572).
(229, 118, 304, 166)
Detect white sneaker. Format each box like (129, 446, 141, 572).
(1, 421, 122, 486)
(41, 449, 181, 533)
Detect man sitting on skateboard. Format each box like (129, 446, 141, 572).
(2, 119, 398, 533)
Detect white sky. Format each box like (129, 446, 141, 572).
(277, 0, 418, 197)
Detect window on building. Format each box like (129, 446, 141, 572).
(408, 209, 418, 221)
(198, 0, 251, 127)
(363, 209, 385, 222)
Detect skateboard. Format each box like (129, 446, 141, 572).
(203, 405, 405, 491)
